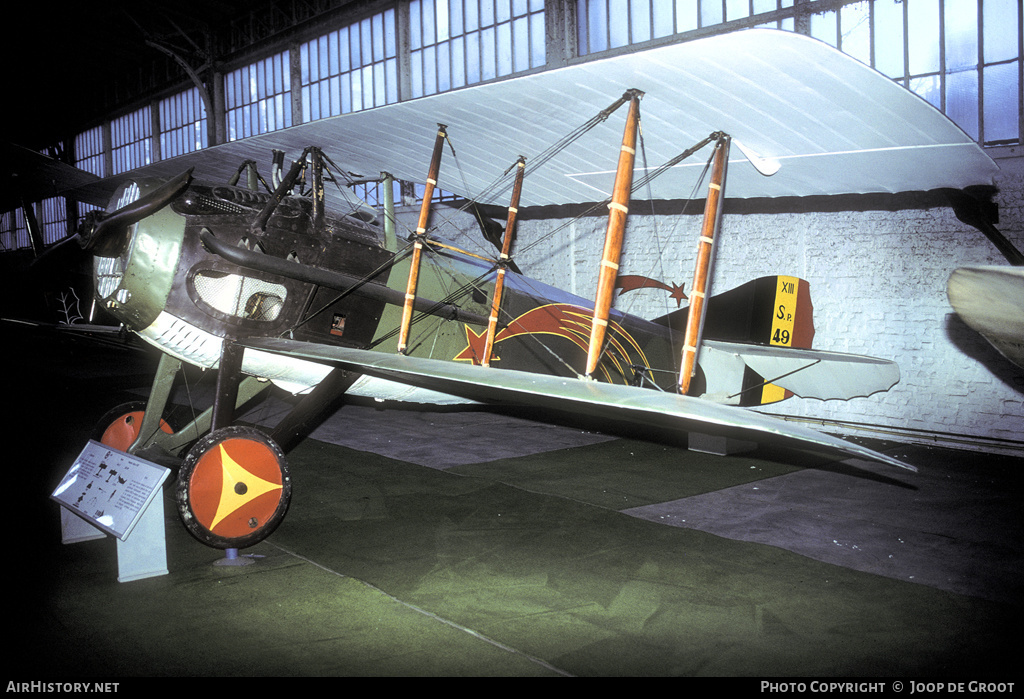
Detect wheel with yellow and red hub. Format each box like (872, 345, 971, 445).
(176, 425, 291, 550)
(92, 401, 176, 452)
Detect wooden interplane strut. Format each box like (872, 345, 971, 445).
(482, 157, 526, 367)
(679, 135, 731, 394)
(585, 90, 643, 378)
(398, 125, 447, 354)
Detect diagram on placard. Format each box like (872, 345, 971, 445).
(52, 442, 169, 540)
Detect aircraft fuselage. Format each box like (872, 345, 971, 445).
(92, 176, 795, 405)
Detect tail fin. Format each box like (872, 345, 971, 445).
(653, 275, 814, 349)
(653, 276, 814, 406)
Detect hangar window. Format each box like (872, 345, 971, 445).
(0, 209, 28, 251)
(0, 201, 72, 250)
(409, 0, 546, 98)
(300, 9, 398, 121)
(160, 87, 209, 158)
(576, 0, 1020, 146)
(225, 51, 292, 141)
(111, 107, 152, 175)
(38, 198, 68, 246)
(349, 179, 403, 210)
(74, 126, 105, 179)
(865, 0, 1020, 145)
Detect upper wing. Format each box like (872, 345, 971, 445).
(704, 340, 901, 400)
(239, 336, 915, 472)
(947, 266, 1024, 369)
(1, 143, 110, 210)
(93, 29, 995, 208)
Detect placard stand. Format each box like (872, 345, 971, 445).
(51, 440, 171, 583)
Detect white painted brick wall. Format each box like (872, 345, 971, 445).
(512, 148, 1024, 448)
(402, 149, 1022, 449)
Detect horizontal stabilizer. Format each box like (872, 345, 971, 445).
(704, 340, 901, 401)
(947, 266, 1024, 369)
(239, 337, 915, 472)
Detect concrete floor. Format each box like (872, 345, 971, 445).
(7, 326, 1023, 677)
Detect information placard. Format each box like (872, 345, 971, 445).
(51, 440, 170, 541)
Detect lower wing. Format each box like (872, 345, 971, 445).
(240, 337, 915, 472)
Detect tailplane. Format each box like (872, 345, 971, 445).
(653, 276, 816, 405)
(653, 276, 899, 406)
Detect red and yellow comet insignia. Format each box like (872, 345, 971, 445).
(616, 275, 688, 307)
(454, 303, 647, 382)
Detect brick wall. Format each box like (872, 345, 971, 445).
(509, 147, 1023, 450)
(401, 149, 1022, 450)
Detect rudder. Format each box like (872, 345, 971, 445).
(653, 275, 815, 349)
(653, 275, 815, 406)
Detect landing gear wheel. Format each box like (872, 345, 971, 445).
(176, 425, 291, 550)
(92, 401, 176, 452)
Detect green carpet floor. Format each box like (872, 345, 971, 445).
(8, 325, 1022, 677)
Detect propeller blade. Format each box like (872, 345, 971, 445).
(80, 168, 194, 257)
(29, 232, 88, 273)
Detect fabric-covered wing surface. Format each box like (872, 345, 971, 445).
(114, 29, 996, 208)
(240, 337, 916, 472)
(704, 340, 902, 400)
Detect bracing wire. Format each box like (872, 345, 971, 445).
(487, 133, 721, 384)
(290, 94, 723, 385)
(286, 243, 419, 336)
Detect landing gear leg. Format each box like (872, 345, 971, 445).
(176, 424, 290, 550)
(91, 353, 181, 456)
(168, 342, 360, 554)
(175, 340, 290, 554)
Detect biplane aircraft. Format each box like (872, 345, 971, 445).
(26, 30, 1001, 551)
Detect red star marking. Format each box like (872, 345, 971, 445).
(616, 275, 688, 307)
(454, 325, 489, 365)
(668, 281, 688, 307)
